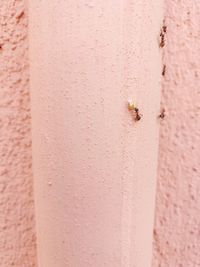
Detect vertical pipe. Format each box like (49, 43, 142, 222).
(29, 1, 163, 266)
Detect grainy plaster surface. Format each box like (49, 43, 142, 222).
(1, 0, 200, 266)
(153, 1, 200, 266)
(0, 1, 37, 266)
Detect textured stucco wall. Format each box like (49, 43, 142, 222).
(0, 1, 37, 266)
(153, 1, 200, 266)
(3, 0, 200, 266)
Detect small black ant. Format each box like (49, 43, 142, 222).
(134, 107, 142, 121)
(159, 108, 165, 119)
(127, 101, 142, 122)
(162, 65, 166, 76)
(162, 25, 167, 33)
(159, 25, 167, 48)
(160, 32, 165, 48)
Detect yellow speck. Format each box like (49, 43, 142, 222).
(128, 101, 135, 110)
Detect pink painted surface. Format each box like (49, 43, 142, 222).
(0, 1, 37, 266)
(153, 1, 200, 266)
(29, 0, 162, 266)
(3, 0, 200, 266)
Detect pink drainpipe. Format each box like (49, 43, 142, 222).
(29, 1, 163, 266)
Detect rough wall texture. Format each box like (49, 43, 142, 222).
(153, 1, 200, 266)
(0, 1, 37, 266)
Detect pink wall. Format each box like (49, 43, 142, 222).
(153, 0, 200, 266)
(0, 0, 37, 266)
(1, 0, 200, 266)
(29, 0, 162, 266)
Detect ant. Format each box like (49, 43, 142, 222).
(134, 107, 142, 121)
(162, 25, 167, 33)
(159, 108, 165, 119)
(159, 25, 167, 48)
(162, 65, 166, 76)
(128, 101, 142, 122)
